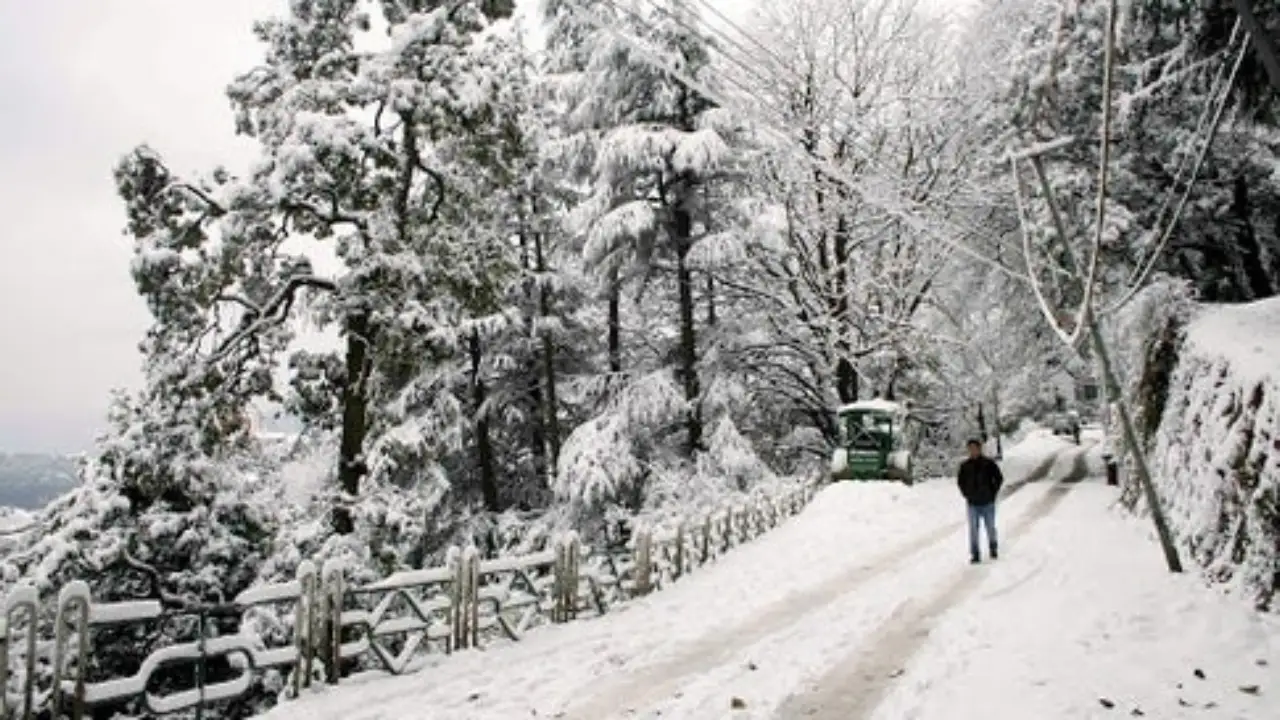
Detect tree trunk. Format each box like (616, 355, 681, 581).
(608, 265, 622, 376)
(992, 390, 1003, 458)
(518, 217, 549, 484)
(469, 330, 500, 512)
(533, 229, 562, 475)
(674, 199, 703, 454)
(526, 370, 547, 484)
(706, 273, 717, 327)
(1231, 173, 1274, 299)
(334, 311, 374, 535)
(831, 207, 856, 404)
(835, 358, 858, 403)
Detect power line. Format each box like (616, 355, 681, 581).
(1103, 25, 1248, 315)
(673, 0, 1250, 316)
(675, 0, 995, 209)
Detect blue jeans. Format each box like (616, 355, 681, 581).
(968, 503, 998, 558)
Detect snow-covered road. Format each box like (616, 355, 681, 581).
(260, 433, 1279, 719)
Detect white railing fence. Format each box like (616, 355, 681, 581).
(0, 480, 820, 719)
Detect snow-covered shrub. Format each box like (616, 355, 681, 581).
(552, 367, 796, 543)
(1108, 276, 1197, 447)
(553, 369, 685, 511)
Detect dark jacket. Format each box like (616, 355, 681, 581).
(957, 456, 1004, 506)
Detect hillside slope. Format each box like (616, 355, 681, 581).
(1146, 297, 1280, 610)
(0, 453, 79, 509)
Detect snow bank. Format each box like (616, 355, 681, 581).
(999, 427, 1075, 479)
(1146, 297, 1280, 610)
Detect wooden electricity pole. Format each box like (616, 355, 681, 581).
(1009, 0, 1184, 573)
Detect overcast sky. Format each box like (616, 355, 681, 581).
(0, 0, 292, 453)
(0, 0, 768, 455)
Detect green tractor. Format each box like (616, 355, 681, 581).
(829, 399, 916, 484)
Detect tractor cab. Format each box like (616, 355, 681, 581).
(829, 398, 915, 484)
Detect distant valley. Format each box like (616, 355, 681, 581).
(0, 452, 80, 509)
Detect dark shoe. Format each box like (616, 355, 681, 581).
(990, 546, 999, 560)
(970, 555, 980, 564)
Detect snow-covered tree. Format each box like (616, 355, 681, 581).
(539, 0, 796, 520)
(2, 0, 554, 603)
(702, 0, 979, 449)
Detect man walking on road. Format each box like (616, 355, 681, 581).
(957, 438, 1003, 564)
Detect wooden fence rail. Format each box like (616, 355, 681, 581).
(0, 480, 819, 719)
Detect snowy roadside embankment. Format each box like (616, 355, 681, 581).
(1144, 297, 1280, 610)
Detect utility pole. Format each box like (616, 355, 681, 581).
(1026, 155, 1185, 573)
(1234, 0, 1280, 91)
(1003, 0, 1183, 573)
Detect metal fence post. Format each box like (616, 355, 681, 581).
(293, 560, 317, 694)
(552, 535, 567, 623)
(320, 559, 345, 685)
(2, 583, 38, 720)
(449, 546, 479, 650)
(195, 609, 208, 720)
(633, 528, 652, 596)
(446, 546, 462, 652)
(0, 620, 7, 720)
(463, 546, 480, 649)
(673, 524, 686, 580)
(552, 532, 580, 623)
(53, 581, 90, 720)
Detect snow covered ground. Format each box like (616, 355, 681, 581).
(258, 433, 1277, 719)
(871, 481, 1278, 720)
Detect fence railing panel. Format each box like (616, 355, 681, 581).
(0, 477, 821, 718)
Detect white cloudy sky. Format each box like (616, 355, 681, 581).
(0, 0, 774, 454)
(0, 0, 288, 453)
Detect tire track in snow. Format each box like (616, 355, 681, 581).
(772, 448, 1092, 720)
(554, 452, 1064, 720)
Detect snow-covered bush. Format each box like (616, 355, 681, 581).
(1108, 276, 1197, 448)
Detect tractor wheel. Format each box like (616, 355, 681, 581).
(886, 451, 913, 485)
